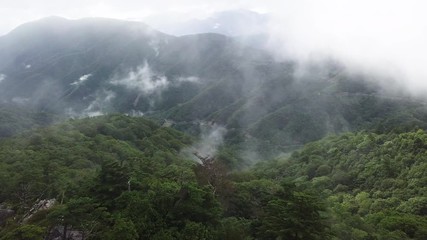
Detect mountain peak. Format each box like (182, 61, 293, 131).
(5, 16, 158, 39)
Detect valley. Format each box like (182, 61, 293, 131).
(0, 15, 426, 240)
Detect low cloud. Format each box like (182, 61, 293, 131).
(126, 110, 145, 117)
(70, 74, 92, 86)
(177, 76, 199, 83)
(110, 61, 200, 108)
(11, 97, 29, 105)
(148, 40, 161, 57)
(110, 62, 169, 108)
(183, 122, 227, 163)
(81, 90, 116, 117)
(111, 61, 169, 95)
(264, 0, 427, 96)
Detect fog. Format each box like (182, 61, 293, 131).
(2, 1, 426, 96)
(110, 62, 200, 108)
(70, 74, 92, 86)
(81, 90, 116, 117)
(182, 122, 227, 163)
(265, 0, 427, 96)
(0, 74, 6, 84)
(111, 62, 169, 96)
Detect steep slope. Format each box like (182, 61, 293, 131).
(146, 9, 270, 37)
(0, 17, 269, 115)
(145, 9, 272, 49)
(2, 17, 427, 153)
(0, 17, 172, 112)
(253, 130, 427, 239)
(0, 114, 192, 207)
(0, 114, 330, 239)
(0, 103, 57, 138)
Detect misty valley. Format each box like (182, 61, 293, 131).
(0, 14, 426, 240)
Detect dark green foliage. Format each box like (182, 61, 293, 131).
(257, 184, 330, 240)
(46, 197, 109, 238)
(0, 104, 57, 138)
(1, 224, 45, 240)
(0, 16, 426, 240)
(0, 114, 188, 209)
(103, 216, 139, 240)
(5, 113, 426, 239)
(0, 114, 330, 239)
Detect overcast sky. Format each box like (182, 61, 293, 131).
(2, 0, 427, 94)
(0, 0, 269, 35)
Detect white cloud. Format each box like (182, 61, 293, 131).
(11, 97, 29, 104)
(148, 40, 161, 57)
(2, 0, 427, 96)
(70, 74, 92, 86)
(265, 0, 427, 95)
(81, 89, 116, 117)
(0, 74, 6, 83)
(127, 110, 144, 117)
(111, 62, 169, 95)
(111, 62, 201, 108)
(182, 122, 227, 163)
(196, 123, 227, 159)
(111, 62, 200, 94)
(0, 0, 243, 35)
(177, 76, 199, 83)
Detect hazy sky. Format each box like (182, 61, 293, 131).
(0, 0, 267, 35)
(2, 0, 427, 94)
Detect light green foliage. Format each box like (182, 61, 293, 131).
(256, 130, 427, 239)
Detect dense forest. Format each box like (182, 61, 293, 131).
(0, 114, 425, 239)
(253, 130, 427, 239)
(0, 104, 57, 139)
(0, 15, 426, 240)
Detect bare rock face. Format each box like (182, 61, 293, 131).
(0, 208, 15, 225)
(48, 226, 84, 240)
(23, 198, 56, 223)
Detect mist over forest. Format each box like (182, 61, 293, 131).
(0, 2, 426, 240)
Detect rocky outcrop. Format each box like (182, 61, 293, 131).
(48, 226, 84, 240)
(0, 207, 15, 225)
(22, 198, 56, 223)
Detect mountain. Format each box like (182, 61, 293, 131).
(1, 16, 427, 240)
(145, 9, 270, 37)
(0, 17, 269, 114)
(0, 17, 173, 112)
(1, 17, 427, 155)
(145, 9, 271, 49)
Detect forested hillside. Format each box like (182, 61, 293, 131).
(0, 104, 57, 138)
(0, 115, 426, 239)
(2, 17, 427, 151)
(0, 115, 329, 240)
(0, 15, 426, 240)
(253, 130, 427, 239)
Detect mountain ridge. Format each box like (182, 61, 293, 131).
(1, 17, 427, 154)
